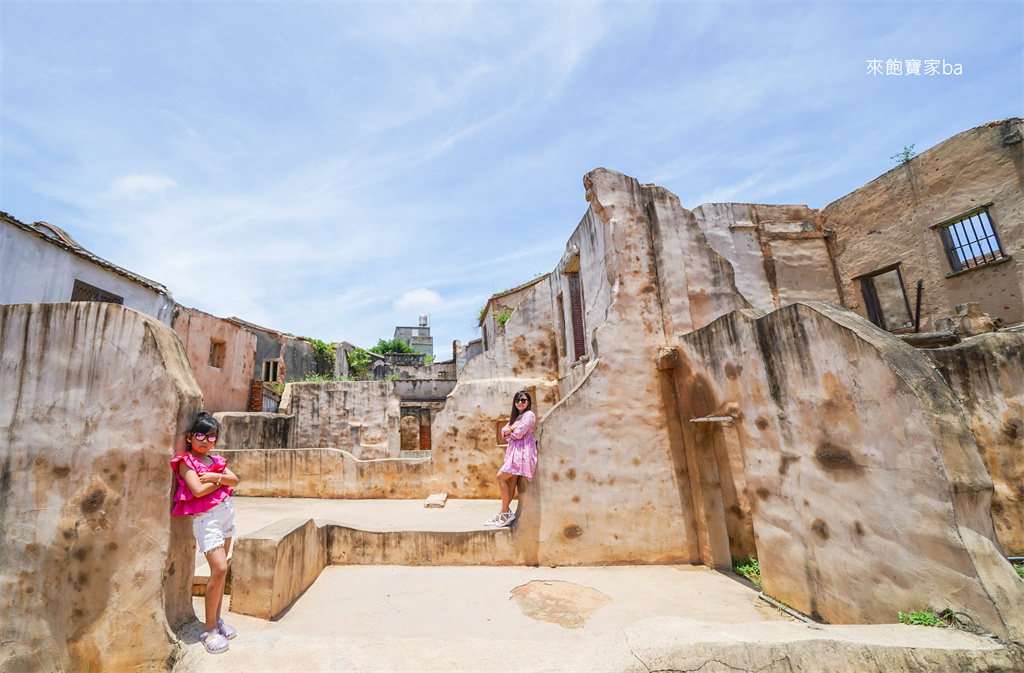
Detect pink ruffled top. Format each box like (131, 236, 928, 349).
(170, 452, 232, 516)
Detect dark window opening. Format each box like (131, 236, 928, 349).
(856, 264, 914, 332)
(262, 359, 280, 382)
(71, 280, 123, 305)
(935, 207, 1006, 274)
(567, 272, 586, 360)
(556, 294, 567, 358)
(209, 340, 226, 368)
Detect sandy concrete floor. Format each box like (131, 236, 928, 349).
(177, 498, 1018, 672)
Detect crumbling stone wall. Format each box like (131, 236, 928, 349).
(926, 331, 1024, 556)
(430, 276, 560, 498)
(0, 303, 200, 672)
(214, 411, 294, 451)
(823, 118, 1024, 331)
(172, 305, 256, 413)
(518, 169, 712, 565)
(673, 301, 1024, 639)
(281, 381, 400, 459)
(693, 203, 840, 311)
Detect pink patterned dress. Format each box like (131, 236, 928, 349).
(501, 410, 537, 480)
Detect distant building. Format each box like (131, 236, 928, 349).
(0, 211, 175, 323)
(394, 315, 433, 357)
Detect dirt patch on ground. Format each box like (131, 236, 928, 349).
(509, 580, 611, 628)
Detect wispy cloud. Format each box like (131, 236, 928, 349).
(2, 1, 1020, 350)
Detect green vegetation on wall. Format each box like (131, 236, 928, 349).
(369, 338, 418, 354)
(347, 347, 372, 379)
(305, 337, 336, 377)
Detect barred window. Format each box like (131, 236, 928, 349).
(933, 206, 1007, 274)
(70, 279, 124, 305)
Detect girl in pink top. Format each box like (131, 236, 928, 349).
(486, 390, 537, 528)
(171, 411, 239, 655)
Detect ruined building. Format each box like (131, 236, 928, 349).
(2, 118, 1023, 671)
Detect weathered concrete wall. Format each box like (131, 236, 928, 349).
(173, 305, 256, 413)
(0, 215, 175, 324)
(430, 277, 560, 498)
(824, 118, 1024, 330)
(673, 301, 1024, 639)
(214, 412, 294, 451)
(481, 275, 550, 351)
(647, 189, 752, 335)
(516, 169, 706, 566)
(281, 381, 401, 459)
(926, 331, 1024, 556)
(230, 518, 327, 621)
(693, 203, 840, 312)
(0, 303, 200, 672)
(222, 448, 432, 499)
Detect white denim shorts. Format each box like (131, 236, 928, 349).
(192, 496, 237, 554)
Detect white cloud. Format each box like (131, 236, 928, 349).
(108, 174, 178, 199)
(393, 288, 443, 314)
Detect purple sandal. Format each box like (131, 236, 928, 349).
(201, 630, 229, 654)
(218, 618, 237, 640)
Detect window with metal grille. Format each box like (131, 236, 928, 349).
(261, 359, 280, 382)
(70, 280, 124, 305)
(933, 206, 1007, 274)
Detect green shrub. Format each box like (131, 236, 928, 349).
(731, 556, 760, 587)
(347, 347, 372, 379)
(898, 610, 941, 627)
(369, 338, 417, 354)
(496, 307, 513, 326)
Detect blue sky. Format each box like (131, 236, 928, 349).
(2, 1, 1021, 355)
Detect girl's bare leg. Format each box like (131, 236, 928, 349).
(497, 472, 510, 513)
(499, 472, 519, 513)
(204, 544, 229, 632)
(215, 538, 232, 623)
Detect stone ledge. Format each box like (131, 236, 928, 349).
(228, 517, 520, 620)
(229, 518, 327, 620)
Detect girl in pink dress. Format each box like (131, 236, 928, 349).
(171, 411, 240, 655)
(486, 390, 537, 527)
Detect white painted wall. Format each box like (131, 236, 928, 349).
(0, 221, 175, 323)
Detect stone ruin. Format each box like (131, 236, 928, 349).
(3, 119, 1024, 670)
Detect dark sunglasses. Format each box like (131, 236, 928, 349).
(192, 433, 218, 443)
(515, 398, 529, 403)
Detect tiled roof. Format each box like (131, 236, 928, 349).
(1, 211, 172, 296)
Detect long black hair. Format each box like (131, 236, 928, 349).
(187, 411, 221, 447)
(509, 390, 532, 425)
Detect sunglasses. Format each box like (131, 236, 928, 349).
(192, 433, 218, 443)
(515, 398, 529, 403)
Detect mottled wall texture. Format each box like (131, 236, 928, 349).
(223, 448, 432, 499)
(0, 303, 200, 673)
(214, 411, 294, 451)
(824, 118, 1024, 331)
(926, 331, 1024, 556)
(282, 381, 401, 459)
(431, 275, 560, 499)
(672, 301, 1024, 640)
(173, 305, 256, 413)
